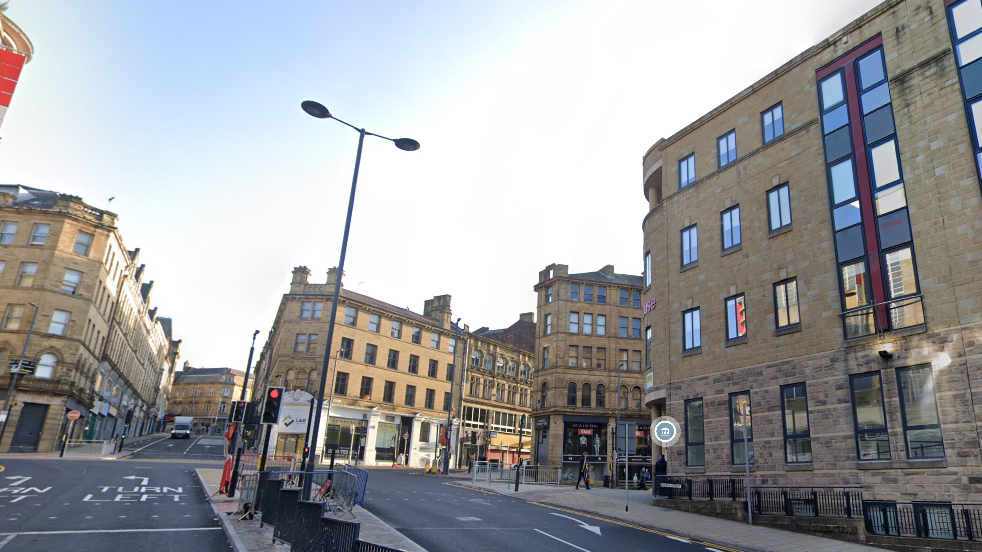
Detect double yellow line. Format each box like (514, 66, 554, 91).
(527, 502, 747, 552)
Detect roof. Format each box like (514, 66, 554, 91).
(158, 317, 173, 339)
(338, 289, 444, 329)
(567, 268, 643, 287)
(172, 367, 244, 385)
(0, 184, 64, 209)
(472, 318, 536, 354)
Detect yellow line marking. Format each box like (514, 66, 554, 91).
(0, 465, 5, 473)
(442, 482, 499, 495)
(526, 502, 747, 552)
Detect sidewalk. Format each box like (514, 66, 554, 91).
(461, 477, 890, 552)
(0, 431, 171, 460)
(196, 468, 425, 552)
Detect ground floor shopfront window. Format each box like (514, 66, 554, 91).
(561, 421, 608, 480)
(375, 421, 400, 462)
(322, 416, 366, 461)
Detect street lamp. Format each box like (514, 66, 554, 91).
(301, 100, 419, 496)
(443, 318, 461, 475)
(0, 302, 40, 450)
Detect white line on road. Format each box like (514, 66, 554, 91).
(0, 534, 15, 550)
(665, 536, 689, 543)
(0, 527, 222, 537)
(705, 548, 726, 552)
(534, 529, 594, 552)
(132, 437, 171, 455)
(183, 436, 203, 455)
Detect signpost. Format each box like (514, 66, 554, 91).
(60, 410, 82, 458)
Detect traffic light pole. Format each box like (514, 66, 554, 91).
(227, 330, 260, 497)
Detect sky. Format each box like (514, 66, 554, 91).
(0, 0, 883, 369)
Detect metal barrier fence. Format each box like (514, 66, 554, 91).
(265, 466, 367, 517)
(236, 473, 259, 514)
(864, 501, 982, 541)
(472, 462, 564, 487)
(272, 488, 301, 544)
(64, 440, 116, 457)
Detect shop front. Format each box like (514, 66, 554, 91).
(561, 417, 608, 481)
(613, 421, 652, 485)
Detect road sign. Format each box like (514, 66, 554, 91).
(67, 410, 81, 420)
(8, 359, 36, 375)
(402, 432, 409, 441)
(488, 432, 498, 438)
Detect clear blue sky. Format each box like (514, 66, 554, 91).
(0, 0, 881, 368)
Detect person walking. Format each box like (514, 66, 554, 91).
(575, 452, 591, 490)
(638, 467, 648, 491)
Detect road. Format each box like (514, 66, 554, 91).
(0, 455, 229, 551)
(121, 434, 229, 461)
(362, 470, 732, 552)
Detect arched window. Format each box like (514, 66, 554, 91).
(497, 358, 506, 373)
(566, 382, 577, 407)
(596, 384, 606, 408)
(471, 351, 481, 367)
(632, 386, 642, 409)
(540, 382, 548, 407)
(285, 369, 296, 390)
(619, 385, 628, 409)
(581, 383, 591, 407)
(35, 353, 57, 379)
(484, 354, 493, 371)
(306, 371, 317, 393)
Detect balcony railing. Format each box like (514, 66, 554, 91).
(840, 295, 924, 339)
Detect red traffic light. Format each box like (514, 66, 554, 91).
(270, 389, 279, 399)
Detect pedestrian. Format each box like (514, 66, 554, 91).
(639, 467, 648, 491)
(575, 452, 591, 490)
(655, 454, 667, 475)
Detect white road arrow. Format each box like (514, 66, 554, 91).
(123, 476, 149, 486)
(550, 512, 602, 535)
(4, 476, 31, 486)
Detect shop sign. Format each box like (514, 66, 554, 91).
(642, 297, 657, 316)
(644, 371, 654, 391)
(577, 429, 593, 436)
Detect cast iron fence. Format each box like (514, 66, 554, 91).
(864, 501, 982, 541)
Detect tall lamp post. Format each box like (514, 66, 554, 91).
(443, 318, 461, 475)
(300, 100, 419, 496)
(227, 329, 260, 496)
(0, 303, 40, 449)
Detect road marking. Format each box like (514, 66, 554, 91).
(0, 534, 14, 549)
(0, 527, 223, 536)
(131, 437, 170, 455)
(706, 548, 727, 552)
(182, 436, 202, 455)
(456, 517, 482, 521)
(666, 535, 689, 543)
(442, 482, 497, 495)
(534, 529, 593, 552)
(549, 513, 601, 536)
(0, 466, 5, 474)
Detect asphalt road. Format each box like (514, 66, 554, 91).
(0, 456, 230, 551)
(122, 434, 229, 462)
(362, 470, 725, 552)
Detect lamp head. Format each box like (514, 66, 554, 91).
(878, 350, 894, 360)
(301, 100, 332, 119)
(394, 138, 421, 151)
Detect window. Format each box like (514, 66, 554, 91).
(386, 349, 399, 369)
(768, 184, 792, 231)
(295, 333, 311, 353)
(619, 289, 628, 306)
(73, 231, 94, 256)
(897, 366, 944, 459)
(545, 314, 552, 335)
(851, 372, 890, 460)
(725, 295, 747, 340)
(596, 347, 606, 369)
(718, 130, 737, 168)
(632, 386, 642, 409)
(567, 346, 578, 367)
(597, 315, 606, 336)
(334, 372, 349, 396)
(542, 347, 549, 370)
(446, 363, 454, 382)
(344, 307, 358, 326)
(730, 392, 753, 465)
(368, 314, 380, 333)
(762, 103, 784, 143)
(62, 269, 82, 295)
(631, 318, 641, 339)
(449, 338, 456, 354)
(582, 347, 592, 369)
(300, 301, 322, 319)
(0, 222, 16, 244)
(541, 382, 548, 407)
(596, 384, 606, 408)
(597, 286, 606, 304)
(383, 381, 395, 403)
(428, 359, 438, 378)
(584, 285, 593, 302)
(546, 286, 553, 303)
(16, 262, 37, 287)
(306, 371, 317, 393)
(632, 291, 641, 308)
(679, 154, 695, 188)
(408, 355, 419, 374)
(35, 354, 57, 379)
(360, 377, 373, 399)
(29, 224, 49, 245)
(583, 313, 592, 335)
(0, 261, 4, 277)
(430, 333, 440, 350)
(681, 398, 706, 467)
(581, 383, 591, 407)
(569, 312, 579, 333)
(681, 225, 698, 266)
(644, 252, 651, 287)
(721, 206, 742, 250)
(781, 383, 812, 463)
(48, 310, 70, 336)
(774, 279, 800, 329)
(497, 358, 505, 374)
(425, 389, 435, 409)
(484, 354, 493, 371)
(645, 327, 651, 367)
(570, 283, 580, 301)
(411, 327, 421, 344)
(405, 385, 416, 407)
(566, 382, 577, 407)
(619, 385, 628, 409)
(443, 392, 452, 412)
(364, 344, 377, 365)
(683, 308, 701, 351)
(339, 337, 353, 360)
(391, 320, 402, 338)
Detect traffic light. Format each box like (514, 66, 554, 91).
(229, 400, 248, 423)
(261, 386, 284, 425)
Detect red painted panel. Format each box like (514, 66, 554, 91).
(0, 91, 12, 108)
(0, 78, 16, 96)
(816, 35, 883, 80)
(0, 63, 22, 81)
(0, 49, 26, 69)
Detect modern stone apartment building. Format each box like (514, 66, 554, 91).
(533, 263, 651, 482)
(0, 185, 179, 452)
(168, 366, 245, 432)
(640, 0, 982, 523)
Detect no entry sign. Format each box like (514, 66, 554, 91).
(67, 410, 81, 420)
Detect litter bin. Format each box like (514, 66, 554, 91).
(603, 475, 610, 488)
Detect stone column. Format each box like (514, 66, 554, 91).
(407, 415, 424, 468)
(363, 408, 381, 465)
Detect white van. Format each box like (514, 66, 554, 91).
(171, 416, 194, 439)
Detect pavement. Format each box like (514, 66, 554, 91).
(0, 431, 174, 460)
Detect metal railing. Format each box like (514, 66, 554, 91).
(864, 501, 982, 541)
(267, 465, 367, 517)
(839, 295, 924, 339)
(654, 475, 863, 518)
(63, 439, 116, 457)
(472, 461, 563, 486)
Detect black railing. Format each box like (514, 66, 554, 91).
(864, 501, 982, 541)
(353, 541, 406, 552)
(323, 517, 361, 552)
(291, 501, 330, 552)
(272, 488, 300, 544)
(259, 478, 283, 528)
(654, 476, 862, 518)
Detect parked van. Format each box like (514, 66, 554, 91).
(171, 416, 194, 439)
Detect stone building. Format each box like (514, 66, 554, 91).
(168, 366, 245, 432)
(533, 263, 650, 482)
(0, 185, 178, 452)
(640, 0, 982, 520)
